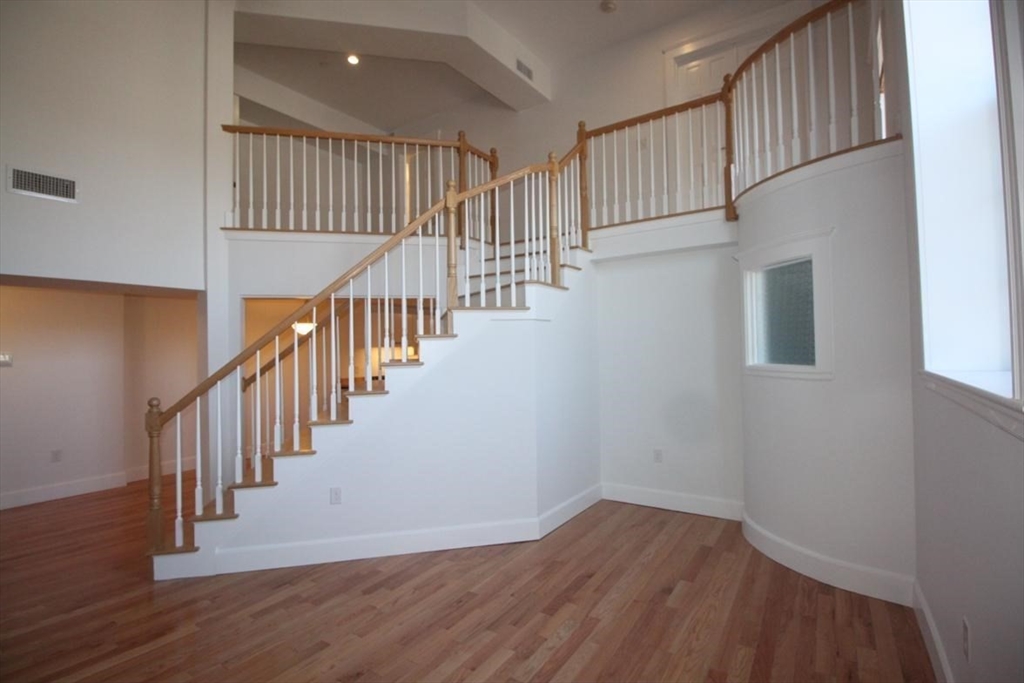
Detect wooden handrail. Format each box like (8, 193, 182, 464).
(729, 0, 855, 91)
(466, 143, 496, 165)
(454, 161, 551, 203)
(241, 325, 314, 391)
(558, 140, 585, 171)
(221, 124, 461, 149)
(586, 93, 723, 139)
(158, 200, 445, 427)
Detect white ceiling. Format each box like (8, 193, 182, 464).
(235, 0, 786, 133)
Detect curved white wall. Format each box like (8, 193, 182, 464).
(736, 141, 917, 605)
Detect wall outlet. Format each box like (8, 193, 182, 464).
(962, 616, 970, 661)
(653, 449, 664, 463)
(50, 449, 63, 463)
(329, 487, 342, 505)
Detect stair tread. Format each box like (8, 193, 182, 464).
(418, 333, 457, 338)
(272, 448, 318, 456)
(345, 389, 389, 396)
(382, 360, 424, 367)
(229, 479, 279, 489)
(192, 511, 239, 522)
(308, 418, 353, 426)
(149, 544, 200, 557)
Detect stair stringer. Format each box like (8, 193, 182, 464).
(154, 276, 600, 580)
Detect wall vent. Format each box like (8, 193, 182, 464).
(516, 59, 533, 81)
(7, 167, 78, 203)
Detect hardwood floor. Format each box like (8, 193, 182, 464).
(0, 481, 935, 683)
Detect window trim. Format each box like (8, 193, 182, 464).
(739, 228, 836, 380)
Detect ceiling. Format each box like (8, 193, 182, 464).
(235, 0, 781, 133)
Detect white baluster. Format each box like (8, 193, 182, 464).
(233, 132, 239, 226)
(848, 2, 859, 147)
(262, 134, 268, 228)
(235, 367, 243, 484)
(255, 349, 262, 482)
(717, 103, 724, 205)
(479, 196, 486, 302)
(348, 282, 355, 395)
(216, 381, 223, 515)
(648, 120, 656, 218)
(384, 252, 391, 363)
(401, 239, 408, 358)
(601, 134, 609, 225)
(463, 203, 472, 302)
(378, 141, 384, 233)
(762, 53, 772, 176)
(610, 134, 618, 227)
(292, 325, 299, 447)
(494, 187, 504, 303)
(775, 44, 785, 171)
(661, 117, 669, 216)
(744, 75, 754, 188)
(827, 11, 837, 153)
(674, 114, 683, 212)
(510, 179, 517, 306)
(434, 215, 441, 333)
(341, 140, 347, 232)
(809, 21, 819, 159)
(415, 146, 420, 220)
(752, 63, 761, 182)
(702, 105, 710, 208)
(276, 135, 281, 229)
(419, 222, 426, 332)
(248, 133, 254, 228)
(175, 413, 183, 547)
(289, 137, 295, 230)
(315, 138, 321, 231)
(354, 142, 360, 232)
(636, 124, 643, 220)
(791, 35, 802, 165)
(328, 139, 334, 231)
(624, 127, 631, 222)
(273, 336, 281, 451)
(309, 307, 317, 421)
(330, 294, 338, 421)
(194, 395, 203, 516)
(392, 142, 397, 233)
(364, 269, 372, 390)
(688, 109, 696, 210)
(302, 137, 308, 230)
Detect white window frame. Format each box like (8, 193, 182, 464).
(740, 228, 835, 380)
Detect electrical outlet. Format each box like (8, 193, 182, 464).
(653, 449, 664, 463)
(329, 487, 342, 505)
(962, 617, 970, 661)
(50, 449, 63, 463)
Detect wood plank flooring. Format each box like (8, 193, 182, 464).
(0, 481, 935, 682)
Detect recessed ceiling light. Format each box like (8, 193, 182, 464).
(599, 0, 617, 13)
(347, 54, 360, 65)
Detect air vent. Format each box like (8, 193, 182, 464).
(7, 167, 78, 203)
(516, 59, 533, 81)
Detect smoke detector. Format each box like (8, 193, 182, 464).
(600, 0, 617, 13)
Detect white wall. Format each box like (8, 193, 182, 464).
(595, 242, 745, 521)
(0, 0, 207, 290)
(0, 286, 126, 508)
(737, 141, 917, 605)
(123, 295, 200, 481)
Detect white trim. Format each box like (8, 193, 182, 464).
(601, 482, 743, 521)
(538, 484, 602, 536)
(0, 472, 127, 510)
(156, 516, 540, 580)
(742, 512, 915, 606)
(914, 582, 954, 683)
(919, 370, 1024, 441)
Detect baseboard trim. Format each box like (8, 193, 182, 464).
(125, 457, 196, 483)
(0, 471, 128, 510)
(538, 484, 602, 536)
(601, 482, 743, 521)
(914, 582, 954, 683)
(155, 517, 539, 580)
(742, 512, 915, 606)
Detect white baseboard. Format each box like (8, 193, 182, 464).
(601, 482, 744, 521)
(155, 516, 539, 580)
(125, 457, 196, 483)
(0, 471, 128, 510)
(538, 484, 602, 536)
(742, 512, 915, 606)
(914, 582, 954, 683)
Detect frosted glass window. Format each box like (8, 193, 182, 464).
(758, 259, 815, 366)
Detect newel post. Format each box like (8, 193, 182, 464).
(547, 152, 562, 287)
(489, 147, 499, 247)
(145, 397, 164, 553)
(445, 179, 459, 333)
(577, 121, 591, 248)
(457, 131, 469, 251)
(722, 75, 739, 221)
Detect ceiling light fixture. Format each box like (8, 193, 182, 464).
(347, 54, 360, 65)
(599, 0, 617, 13)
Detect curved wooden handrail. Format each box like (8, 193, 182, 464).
(558, 140, 585, 170)
(729, 0, 855, 91)
(586, 93, 723, 139)
(466, 143, 496, 165)
(159, 200, 445, 427)
(221, 124, 460, 149)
